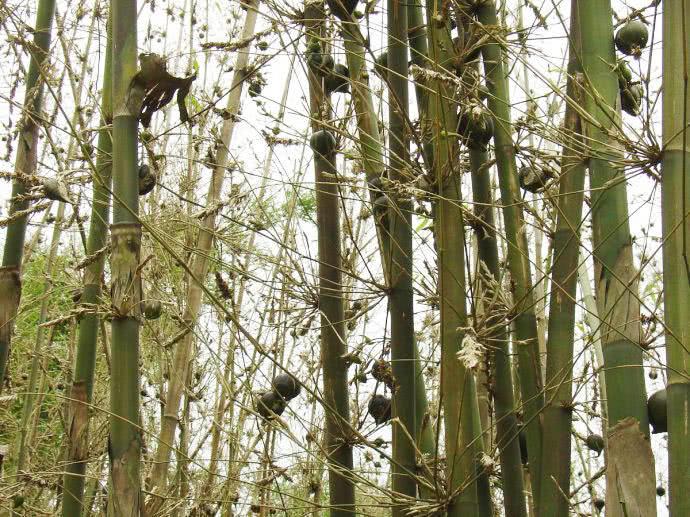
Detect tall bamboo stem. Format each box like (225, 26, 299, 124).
(423, 5, 480, 515)
(62, 15, 113, 515)
(538, 6, 586, 513)
(476, 2, 544, 503)
(661, 1, 690, 514)
(576, 2, 656, 514)
(386, 0, 417, 512)
(108, 0, 142, 512)
(0, 0, 57, 395)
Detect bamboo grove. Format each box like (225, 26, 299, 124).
(0, 0, 687, 515)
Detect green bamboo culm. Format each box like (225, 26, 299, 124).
(661, 1, 690, 515)
(576, 2, 656, 514)
(475, 1, 544, 504)
(538, 4, 586, 514)
(470, 144, 527, 517)
(340, 19, 436, 483)
(0, 0, 57, 395)
(305, 2, 356, 513)
(108, 0, 143, 513)
(423, 4, 481, 515)
(386, 0, 418, 512)
(406, 0, 434, 168)
(61, 18, 113, 516)
(456, 15, 526, 513)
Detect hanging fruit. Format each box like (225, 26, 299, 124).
(306, 42, 334, 77)
(368, 394, 392, 425)
(457, 105, 494, 149)
(324, 64, 350, 95)
(621, 83, 643, 116)
(309, 129, 337, 158)
(42, 177, 72, 203)
(256, 391, 287, 420)
(519, 165, 550, 193)
(647, 388, 667, 433)
(326, 0, 358, 20)
(614, 19, 649, 57)
(585, 434, 605, 456)
(518, 424, 528, 465)
(271, 373, 301, 401)
(615, 59, 633, 89)
(138, 164, 157, 195)
(373, 194, 391, 227)
(371, 359, 396, 390)
(142, 300, 163, 320)
(368, 176, 385, 194)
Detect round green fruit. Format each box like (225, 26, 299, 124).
(368, 394, 392, 425)
(271, 373, 301, 401)
(143, 300, 163, 320)
(647, 388, 667, 434)
(615, 19, 649, 57)
(458, 106, 494, 149)
(256, 391, 287, 420)
(621, 83, 643, 116)
(309, 130, 337, 157)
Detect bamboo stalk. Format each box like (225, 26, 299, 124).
(304, 2, 355, 513)
(423, 5, 480, 515)
(61, 13, 113, 515)
(470, 144, 526, 517)
(0, 0, 57, 395)
(661, 1, 690, 514)
(108, 0, 143, 512)
(340, 17, 435, 479)
(576, 2, 656, 514)
(475, 2, 545, 504)
(386, 0, 418, 512)
(538, 5, 587, 513)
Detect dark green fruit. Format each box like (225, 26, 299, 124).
(615, 19, 649, 57)
(12, 495, 25, 508)
(373, 195, 391, 226)
(368, 394, 392, 425)
(307, 50, 334, 77)
(648, 388, 667, 434)
(256, 391, 287, 420)
(271, 373, 301, 401)
(368, 176, 384, 193)
(621, 83, 643, 116)
(457, 106, 494, 149)
(42, 177, 71, 203)
(373, 52, 388, 78)
(452, 36, 481, 71)
(71, 288, 83, 304)
(309, 130, 337, 157)
(593, 498, 605, 512)
(326, 0, 358, 20)
(324, 64, 350, 95)
(585, 433, 605, 456)
(519, 166, 549, 193)
(248, 81, 263, 98)
(142, 300, 163, 320)
(615, 60, 633, 89)
(138, 164, 156, 195)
